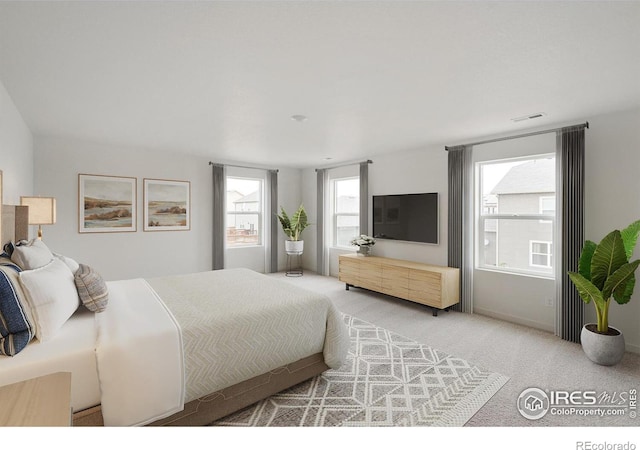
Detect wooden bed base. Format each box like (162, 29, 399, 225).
(73, 353, 329, 426)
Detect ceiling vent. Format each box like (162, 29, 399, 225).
(511, 112, 546, 123)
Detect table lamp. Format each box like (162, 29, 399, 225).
(20, 196, 56, 240)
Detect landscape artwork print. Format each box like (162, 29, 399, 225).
(144, 179, 190, 231)
(79, 174, 137, 233)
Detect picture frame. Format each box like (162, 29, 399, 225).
(78, 174, 137, 233)
(143, 178, 190, 232)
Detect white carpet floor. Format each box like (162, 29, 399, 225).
(271, 271, 640, 427)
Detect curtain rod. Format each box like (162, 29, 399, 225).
(445, 121, 589, 151)
(209, 161, 278, 172)
(315, 159, 373, 172)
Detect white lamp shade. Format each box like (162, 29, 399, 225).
(20, 197, 57, 225)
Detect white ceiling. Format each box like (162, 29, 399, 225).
(0, 1, 639, 168)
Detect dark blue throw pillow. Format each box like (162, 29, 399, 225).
(0, 264, 34, 356)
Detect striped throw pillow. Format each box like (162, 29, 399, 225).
(0, 263, 34, 356)
(74, 264, 109, 313)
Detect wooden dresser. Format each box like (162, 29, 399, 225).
(338, 254, 460, 316)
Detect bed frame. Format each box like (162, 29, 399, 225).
(74, 353, 328, 426)
(2, 204, 329, 427)
(1, 204, 29, 245)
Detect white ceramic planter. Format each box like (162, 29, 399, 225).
(581, 324, 625, 366)
(357, 245, 372, 256)
(285, 240, 304, 255)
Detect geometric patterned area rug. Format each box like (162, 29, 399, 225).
(214, 314, 509, 427)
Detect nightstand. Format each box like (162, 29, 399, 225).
(0, 372, 72, 426)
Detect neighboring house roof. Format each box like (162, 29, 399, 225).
(491, 158, 555, 195)
(234, 191, 259, 204)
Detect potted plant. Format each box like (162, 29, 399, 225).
(351, 234, 376, 256)
(568, 220, 640, 365)
(276, 204, 309, 255)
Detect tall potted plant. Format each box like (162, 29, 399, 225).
(568, 219, 640, 365)
(277, 204, 309, 255)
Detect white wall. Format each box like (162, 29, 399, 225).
(301, 167, 318, 271)
(34, 136, 303, 280)
(367, 147, 449, 266)
(301, 147, 449, 275)
(276, 168, 303, 271)
(585, 107, 640, 353)
(34, 136, 213, 281)
(0, 79, 33, 202)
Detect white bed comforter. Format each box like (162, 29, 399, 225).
(146, 268, 349, 403)
(96, 279, 185, 426)
(96, 268, 349, 426)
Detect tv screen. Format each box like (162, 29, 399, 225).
(372, 193, 438, 244)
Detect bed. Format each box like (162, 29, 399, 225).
(0, 204, 349, 426)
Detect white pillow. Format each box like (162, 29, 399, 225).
(11, 239, 54, 270)
(19, 258, 80, 342)
(53, 253, 80, 274)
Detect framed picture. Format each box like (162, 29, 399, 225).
(143, 178, 190, 231)
(78, 174, 137, 233)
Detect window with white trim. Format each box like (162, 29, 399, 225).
(477, 154, 556, 278)
(539, 195, 555, 224)
(530, 240, 553, 268)
(539, 196, 556, 215)
(226, 177, 263, 247)
(332, 177, 359, 248)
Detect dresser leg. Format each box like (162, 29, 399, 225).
(346, 284, 350, 291)
(432, 309, 438, 317)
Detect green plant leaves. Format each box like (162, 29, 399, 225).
(614, 274, 635, 305)
(276, 207, 293, 239)
(568, 272, 605, 312)
(603, 260, 640, 301)
(578, 240, 597, 280)
(621, 220, 640, 260)
(277, 204, 309, 241)
(568, 220, 640, 332)
(590, 230, 627, 290)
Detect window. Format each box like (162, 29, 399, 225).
(530, 241, 553, 268)
(539, 196, 556, 215)
(477, 155, 555, 277)
(539, 195, 555, 224)
(333, 177, 359, 247)
(226, 177, 263, 247)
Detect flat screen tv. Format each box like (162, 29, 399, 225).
(372, 192, 438, 244)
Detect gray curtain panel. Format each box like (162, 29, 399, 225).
(316, 169, 327, 276)
(359, 162, 369, 236)
(211, 163, 225, 270)
(556, 125, 586, 343)
(447, 145, 474, 313)
(267, 170, 279, 273)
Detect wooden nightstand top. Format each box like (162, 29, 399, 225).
(0, 372, 72, 426)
